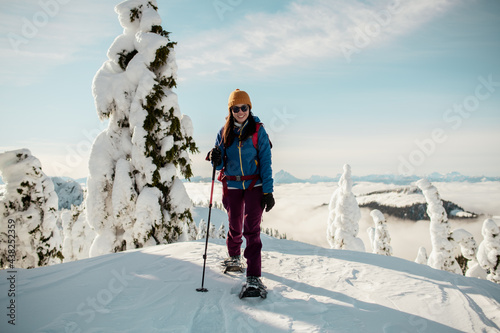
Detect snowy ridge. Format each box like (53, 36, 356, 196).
(356, 186, 427, 208)
(355, 186, 477, 221)
(1, 236, 499, 332)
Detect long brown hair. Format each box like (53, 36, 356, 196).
(222, 107, 256, 148)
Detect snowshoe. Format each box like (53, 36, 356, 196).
(239, 276, 267, 299)
(221, 256, 245, 274)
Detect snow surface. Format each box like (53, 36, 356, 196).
(1, 236, 499, 332)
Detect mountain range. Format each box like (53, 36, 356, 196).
(272, 170, 500, 185)
(1, 171, 498, 186)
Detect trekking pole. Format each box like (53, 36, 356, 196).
(196, 163, 217, 292)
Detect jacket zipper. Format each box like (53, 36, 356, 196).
(238, 140, 246, 190)
(238, 122, 247, 190)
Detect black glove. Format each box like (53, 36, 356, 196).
(261, 193, 275, 212)
(209, 147, 222, 166)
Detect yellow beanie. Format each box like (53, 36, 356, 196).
(228, 89, 252, 110)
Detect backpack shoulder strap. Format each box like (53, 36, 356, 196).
(252, 123, 261, 150)
(252, 122, 273, 150)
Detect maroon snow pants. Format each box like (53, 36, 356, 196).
(223, 187, 264, 277)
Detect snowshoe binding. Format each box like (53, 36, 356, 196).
(239, 276, 267, 299)
(221, 255, 245, 274)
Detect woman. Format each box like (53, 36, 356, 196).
(209, 89, 274, 295)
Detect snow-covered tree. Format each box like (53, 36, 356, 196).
(274, 229, 279, 238)
(476, 219, 500, 283)
(217, 224, 226, 239)
(417, 178, 460, 273)
(209, 223, 216, 239)
(187, 220, 198, 241)
(452, 228, 478, 275)
(466, 259, 488, 280)
(367, 209, 392, 256)
(0, 149, 63, 268)
(327, 164, 365, 252)
(86, 0, 197, 257)
(416, 179, 477, 275)
(61, 201, 96, 262)
(197, 219, 207, 240)
(415, 247, 428, 265)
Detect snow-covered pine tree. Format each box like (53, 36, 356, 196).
(368, 209, 392, 256)
(452, 228, 478, 275)
(61, 201, 96, 262)
(0, 149, 63, 268)
(86, 0, 197, 257)
(187, 220, 198, 241)
(416, 178, 477, 275)
(273, 229, 279, 238)
(415, 246, 428, 265)
(209, 223, 216, 239)
(476, 219, 500, 283)
(326, 164, 365, 252)
(465, 258, 488, 280)
(417, 178, 459, 273)
(197, 219, 207, 240)
(217, 223, 226, 239)
(326, 186, 339, 247)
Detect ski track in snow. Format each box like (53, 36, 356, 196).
(1, 236, 500, 332)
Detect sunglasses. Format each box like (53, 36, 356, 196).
(231, 105, 249, 113)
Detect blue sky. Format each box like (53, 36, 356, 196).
(1, 0, 499, 179)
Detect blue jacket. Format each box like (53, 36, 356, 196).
(213, 116, 273, 193)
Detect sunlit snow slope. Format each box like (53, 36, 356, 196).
(1, 235, 499, 332)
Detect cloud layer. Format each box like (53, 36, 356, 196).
(177, 0, 457, 75)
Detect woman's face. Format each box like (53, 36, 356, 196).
(232, 104, 250, 124)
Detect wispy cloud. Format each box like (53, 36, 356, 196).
(0, 0, 459, 85)
(177, 0, 458, 75)
(0, 0, 119, 86)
